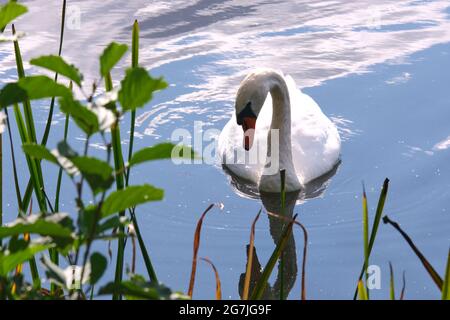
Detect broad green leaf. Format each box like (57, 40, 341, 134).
(0, 213, 74, 239)
(0, 75, 72, 108)
(78, 205, 97, 236)
(129, 143, 197, 166)
(119, 67, 167, 111)
(101, 185, 164, 217)
(57, 140, 78, 159)
(19, 75, 72, 100)
(70, 156, 113, 180)
(0, 1, 28, 31)
(22, 143, 58, 164)
(0, 243, 50, 276)
(90, 252, 107, 285)
(30, 55, 83, 87)
(59, 96, 99, 135)
(100, 42, 128, 77)
(98, 216, 130, 234)
(0, 82, 26, 108)
(70, 156, 114, 194)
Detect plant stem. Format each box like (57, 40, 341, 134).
(105, 73, 126, 300)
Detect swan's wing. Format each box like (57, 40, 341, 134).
(286, 75, 341, 184)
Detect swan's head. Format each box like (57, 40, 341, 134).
(235, 70, 273, 150)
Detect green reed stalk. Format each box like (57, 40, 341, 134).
(353, 178, 389, 299)
(126, 19, 139, 184)
(0, 131, 2, 247)
(362, 184, 369, 297)
(40, 0, 66, 147)
(54, 116, 69, 212)
(442, 249, 450, 300)
(105, 73, 126, 300)
(11, 104, 41, 287)
(11, 25, 47, 213)
(4, 109, 22, 210)
(279, 169, 286, 300)
(250, 214, 296, 300)
(124, 20, 159, 283)
(19, 1, 67, 223)
(389, 262, 395, 300)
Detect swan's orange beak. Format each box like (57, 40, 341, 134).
(242, 117, 256, 151)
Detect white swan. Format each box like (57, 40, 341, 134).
(218, 68, 341, 193)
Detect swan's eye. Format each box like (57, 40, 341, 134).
(236, 102, 256, 125)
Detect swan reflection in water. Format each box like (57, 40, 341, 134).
(222, 162, 340, 299)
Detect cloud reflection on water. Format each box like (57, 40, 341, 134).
(1, 0, 450, 137)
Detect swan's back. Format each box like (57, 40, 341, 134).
(285, 75, 341, 184)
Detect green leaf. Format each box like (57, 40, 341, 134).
(0, 1, 28, 31)
(90, 252, 107, 285)
(57, 140, 78, 159)
(100, 42, 128, 77)
(0, 82, 26, 108)
(19, 75, 72, 100)
(98, 216, 129, 234)
(101, 185, 164, 218)
(119, 67, 167, 111)
(22, 143, 58, 164)
(59, 96, 99, 135)
(0, 76, 72, 108)
(71, 156, 113, 180)
(0, 213, 74, 239)
(70, 156, 114, 194)
(30, 55, 83, 87)
(0, 243, 50, 276)
(129, 143, 197, 166)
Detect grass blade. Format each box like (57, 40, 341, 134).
(400, 271, 406, 300)
(12, 24, 47, 213)
(4, 108, 22, 210)
(297, 220, 308, 300)
(389, 262, 395, 300)
(442, 249, 450, 300)
(242, 209, 261, 300)
(362, 183, 369, 297)
(266, 211, 308, 300)
(250, 214, 296, 300)
(188, 203, 215, 298)
(383, 215, 443, 290)
(200, 257, 222, 300)
(353, 178, 389, 299)
(357, 280, 368, 300)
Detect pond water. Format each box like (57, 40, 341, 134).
(1, 0, 450, 299)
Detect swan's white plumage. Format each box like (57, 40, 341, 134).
(218, 71, 340, 191)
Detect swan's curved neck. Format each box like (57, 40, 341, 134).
(268, 75, 291, 149)
(261, 73, 300, 191)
